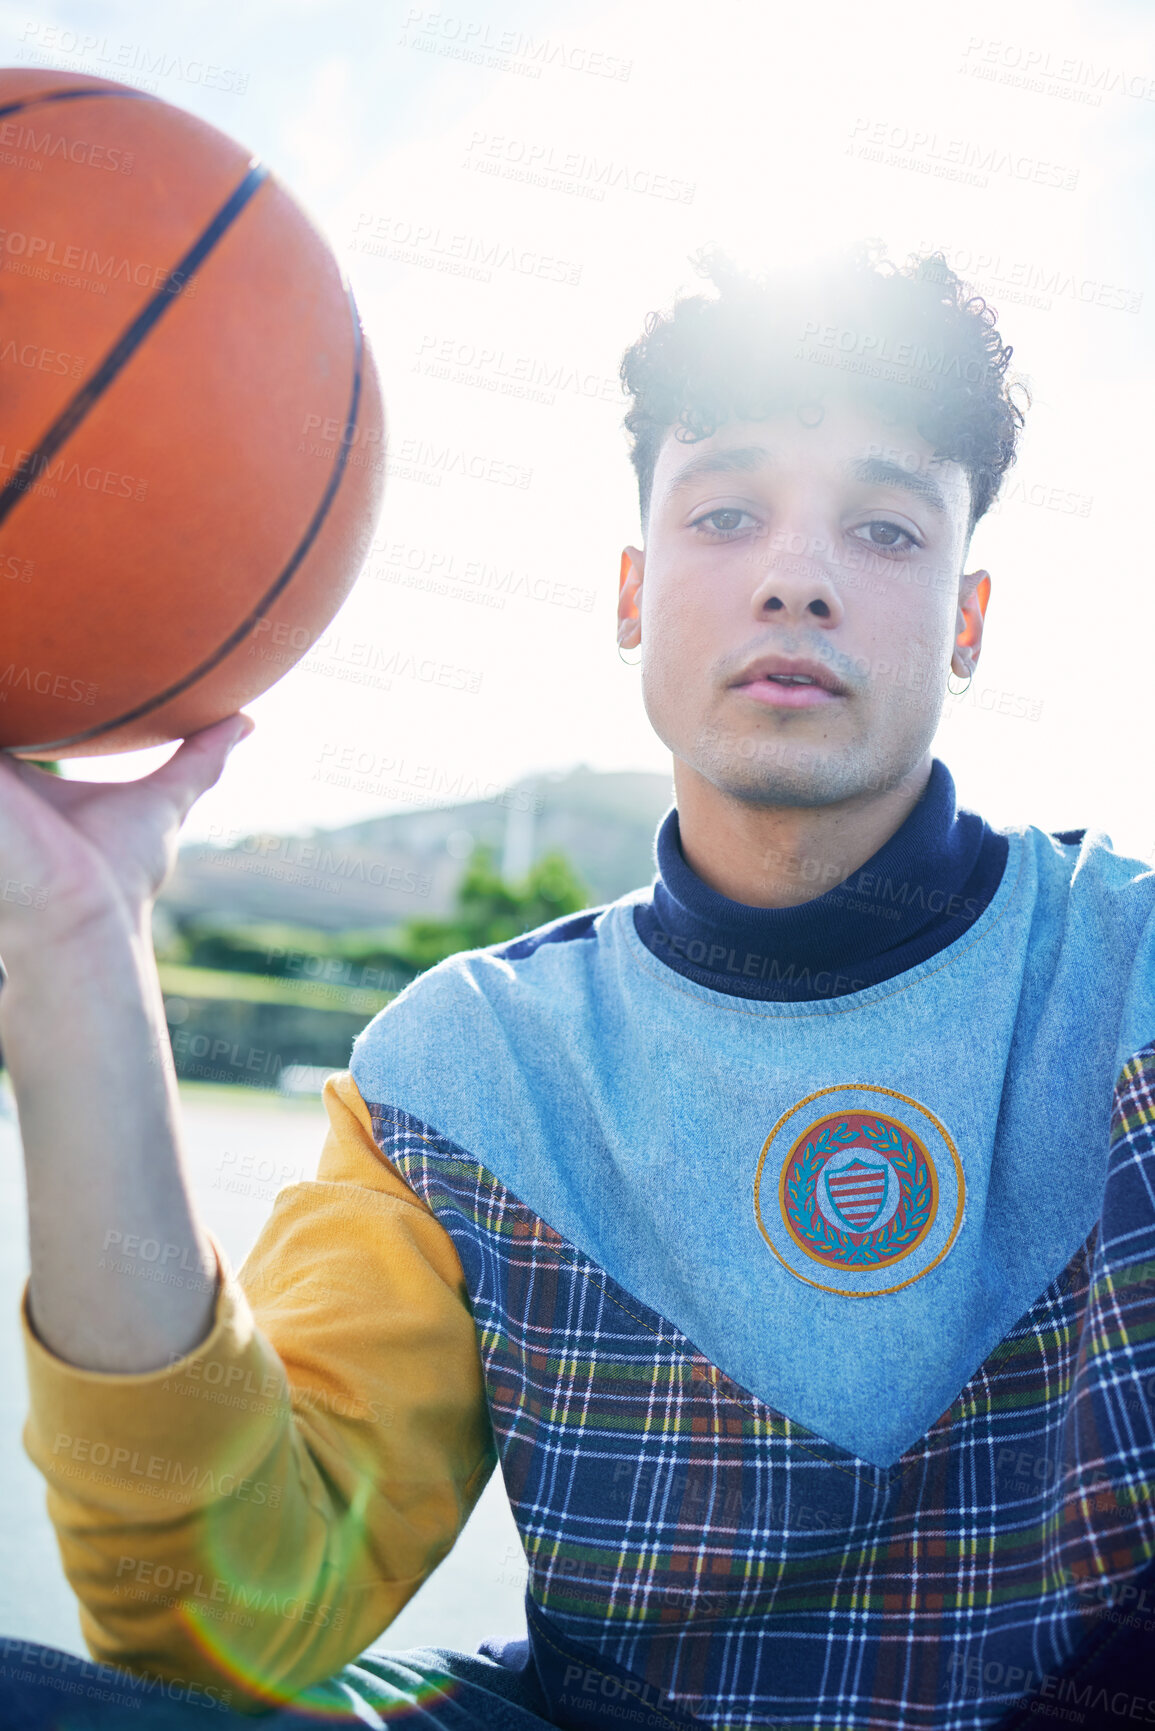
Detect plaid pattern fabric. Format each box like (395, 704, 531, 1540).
(364, 1042, 1155, 1731)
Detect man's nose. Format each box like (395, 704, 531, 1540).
(749, 538, 845, 626)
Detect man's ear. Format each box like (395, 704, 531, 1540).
(953, 569, 991, 676)
(618, 546, 644, 649)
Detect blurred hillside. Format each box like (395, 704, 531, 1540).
(158, 765, 674, 934)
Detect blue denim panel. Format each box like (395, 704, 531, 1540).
(350, 826, 1155, 1467)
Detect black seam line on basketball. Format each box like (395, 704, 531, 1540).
(0, 160, 270, 533)
(7, 288, 366, 755)
(0, 86, 159, 120)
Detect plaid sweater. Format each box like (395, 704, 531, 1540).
(348, 820, 1155, 1730)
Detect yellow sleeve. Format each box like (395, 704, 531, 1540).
(21, 1070, 495, 1714)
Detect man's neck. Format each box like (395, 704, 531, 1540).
(672, 752, 935, 910)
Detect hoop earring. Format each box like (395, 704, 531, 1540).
(617, 643, 642, 667)
(947, 668, 973, 697)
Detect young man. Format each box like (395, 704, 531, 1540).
(2, 249, 1154, 1731)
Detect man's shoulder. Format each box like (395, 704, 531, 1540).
(487, 904, 605, 962)
(420, 898, 614, 988)
(350, 899, 630, 1073)
(1001, 824, 1155, 1012)
(1009, 820, 1155, 901)
(348, 898, 645, 1127)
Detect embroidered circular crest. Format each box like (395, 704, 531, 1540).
(753, 1084, 965, 1297)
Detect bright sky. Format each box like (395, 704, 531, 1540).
(8, 0, 1155, 859)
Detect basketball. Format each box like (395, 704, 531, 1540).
(0, 68, 385, 759)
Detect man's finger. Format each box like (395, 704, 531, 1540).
(137, 714, 256, 823)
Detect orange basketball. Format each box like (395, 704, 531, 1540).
(0, 68, 385, 758)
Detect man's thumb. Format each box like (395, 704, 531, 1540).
(227, 714, 257, 750)
(151, 713, 255, 817)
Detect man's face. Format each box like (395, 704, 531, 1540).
(618, 400, 988, 809)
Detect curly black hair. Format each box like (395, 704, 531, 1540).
(620, 244, 1029, 533)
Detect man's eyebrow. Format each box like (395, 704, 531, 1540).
(663, 445, 771, 496)
(849, 457, 948, 515)
(662, 446, 951, 517)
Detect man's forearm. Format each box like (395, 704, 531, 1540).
(1, 904, 217, 1373)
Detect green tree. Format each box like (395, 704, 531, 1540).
(390, 844, 590, 972)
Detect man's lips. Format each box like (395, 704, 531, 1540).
(729, 655, 849, 709)
(737, 678, 842, 708)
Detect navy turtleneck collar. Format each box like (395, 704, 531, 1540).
(632, 759, 1009, 1002)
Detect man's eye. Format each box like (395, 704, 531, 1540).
(691, 508, 756, 537)
(849, 520, 920, 553)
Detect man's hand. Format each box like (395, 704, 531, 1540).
(0, 713, 256, 1373)
(0, 712, 254, 970)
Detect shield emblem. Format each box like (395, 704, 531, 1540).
(824, 1157, 889, 1232)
